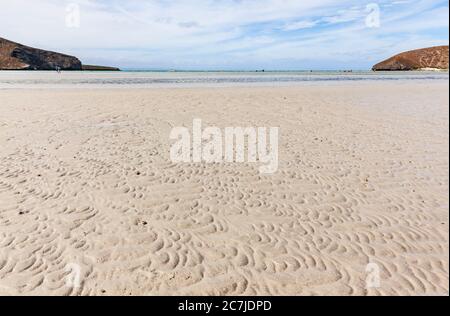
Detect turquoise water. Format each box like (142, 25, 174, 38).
(0, 70, 448, 88)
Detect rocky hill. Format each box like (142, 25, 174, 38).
(0, 37, 119, 71)
(373, 46, 449, 71)
(0, 37, 82, 70)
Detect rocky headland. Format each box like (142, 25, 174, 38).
(372, 46, 449, 71)
(0, 37, 119, 71)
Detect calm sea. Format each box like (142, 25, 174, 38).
(0, 70, 448, 89)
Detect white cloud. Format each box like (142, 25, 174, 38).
(283, 20, 319, 31)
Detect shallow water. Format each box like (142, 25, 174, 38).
(0, 70, 448, 89)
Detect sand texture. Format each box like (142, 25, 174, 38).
(0, 82, 448, 296)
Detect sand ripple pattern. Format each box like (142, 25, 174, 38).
(0, 83, 448, 296)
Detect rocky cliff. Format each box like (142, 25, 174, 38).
(373, 46, 449, 71)
(1, 37, 119, 71)
(0, 37, 82, 70)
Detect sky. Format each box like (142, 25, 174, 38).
(0, 0, 448, 70)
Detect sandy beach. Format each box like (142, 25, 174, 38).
(0, 81, 448, 296)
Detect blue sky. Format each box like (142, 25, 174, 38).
(0, 0, 448, 70)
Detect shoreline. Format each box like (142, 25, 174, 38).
(0, 71, 448, 90)
(0, 78, 448, 91)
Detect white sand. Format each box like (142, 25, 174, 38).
(0, 82, 448, 296)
